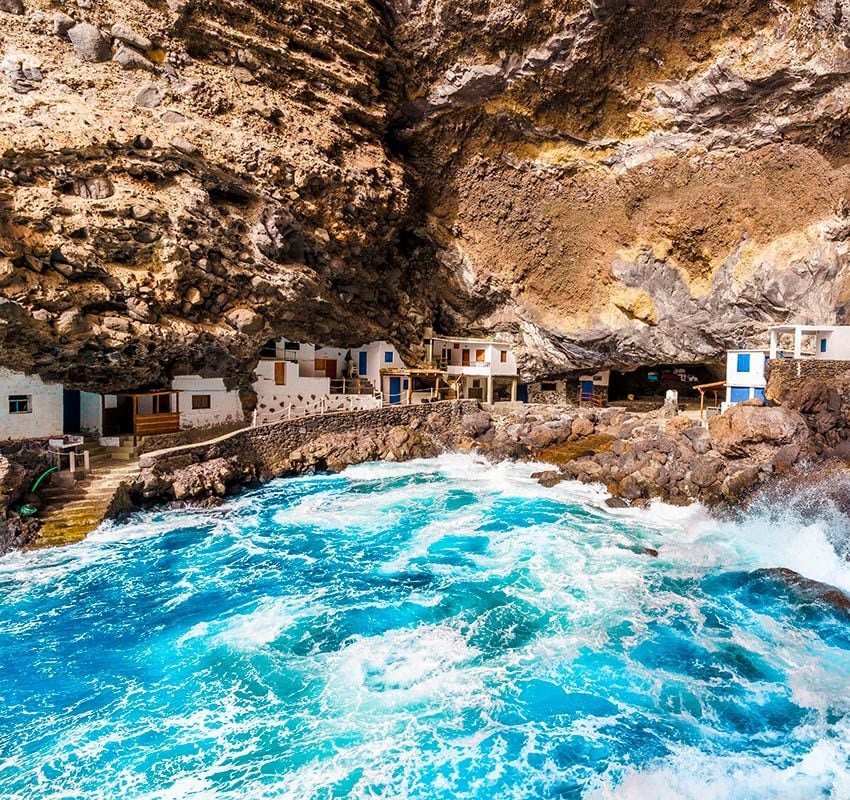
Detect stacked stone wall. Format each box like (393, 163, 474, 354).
(766, 359, 850, 405)
(140, 401, 480, 476)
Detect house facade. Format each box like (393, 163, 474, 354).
(724, 350, 768, 407)
(527, 370, 611, 406)
(171, 376, 245, 430)
(0, 367, 65, 441)
(253, 338, 384, 423)
(769, 324, 850, 360)
(426, 336, 520, 404)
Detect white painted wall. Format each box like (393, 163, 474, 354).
(815, 328, 850, 359)
(435, 339, 517, 378)
(352, 340, 403, 387)
(725, 350, 767, 405)
(253, 359, 380, 422)
(0, 367, 64, 441)
(171, 375, 244, 430)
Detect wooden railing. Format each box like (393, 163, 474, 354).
(135, 412, 181, 436)
(578, 391, 606, 407)
(329, 378, 374, 395)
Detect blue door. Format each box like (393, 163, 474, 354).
(358, 351, 367, 377)
(517, 384, 529, 403)
(730, 386, 750, 403)
(581, 380, 594, 400)
(389, 377, 402, 405)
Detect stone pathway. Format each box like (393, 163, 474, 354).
(35, 460, 141, 548)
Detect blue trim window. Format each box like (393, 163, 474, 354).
(730, 387, 750, 403)
(384, 351, 393, 363)
(820, 338, 828, 353)
(754, 388, 766, 401)
(736, 353, 750, 373)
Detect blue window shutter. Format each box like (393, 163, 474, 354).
(736, 353, 750, 372)
(820, 338, 827, 353)
(384, 351, 393, 363)
(754, 388, 766, 400)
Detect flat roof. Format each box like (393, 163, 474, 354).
(769, 324, 848, 333)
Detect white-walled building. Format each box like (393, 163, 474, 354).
(426, 336, 519, 403)
(171, 376, 245, 430)
(253, 338, 385, 423)
(769, 325, 850, 360)
(0, 367, 64, 441)
(724, 349, 768, 407)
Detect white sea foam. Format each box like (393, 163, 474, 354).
(5, 453, 850, 800)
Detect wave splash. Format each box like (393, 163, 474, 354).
(1, 453, 849, 799)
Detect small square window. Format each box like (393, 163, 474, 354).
(384, 351, 393, 363)
(192, 394, 211, 410)
(8, 395, 31, 414)
(737, 353, 750, 372)
(820, 338, 828, 353)
(500, 350, 508, 363)
(541, 382, 557, 392)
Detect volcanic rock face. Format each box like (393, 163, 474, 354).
(0, 0, 424, 391)
(5, 1, 850, 389)
(392, 0, 850, 377)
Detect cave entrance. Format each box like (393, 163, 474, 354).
(607, 362, 723, 410)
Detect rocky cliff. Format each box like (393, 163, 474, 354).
(4, 0, 850, 389)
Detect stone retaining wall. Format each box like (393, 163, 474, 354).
(140, 401, 481, 476)
(766, 359, 850, 404)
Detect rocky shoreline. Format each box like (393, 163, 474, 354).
(126, 376, 850, 516)
(4, 377, 850, 555)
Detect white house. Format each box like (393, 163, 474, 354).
(724, 349, 768, 407)
(769, 324, 850, 360)
(253, 338, 384, 423)
(0, 367, 64, 441)
(171, 376, 245, 430)
(427, 336, 519, 403)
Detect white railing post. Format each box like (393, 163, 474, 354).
(252, 409, 258, 428)
(83, 450, 90, 472)
(69, 451, 76, 473)
(288, 404, 293, 420)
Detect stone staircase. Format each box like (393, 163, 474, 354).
(34, 439, 143, 548)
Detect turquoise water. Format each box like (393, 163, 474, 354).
(2, 454, 850, 799)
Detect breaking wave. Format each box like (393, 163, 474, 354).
(1, 453, 849, 799)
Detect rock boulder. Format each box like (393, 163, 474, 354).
(709, 405, 809, 458)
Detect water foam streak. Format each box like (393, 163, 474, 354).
(1, 454, 848, 799)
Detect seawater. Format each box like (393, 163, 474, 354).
(2, 454, 850, 800)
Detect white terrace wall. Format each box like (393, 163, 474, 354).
(172, 376, 244, 430)
(253, 360, 380, 422)
(0, 367, 64, 440)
